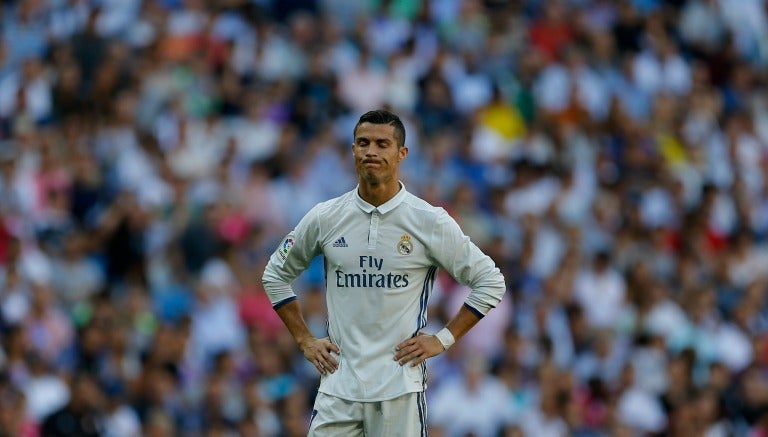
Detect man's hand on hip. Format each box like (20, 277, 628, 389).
(394, 333, 445, 367)
(299, 337, 340, 375)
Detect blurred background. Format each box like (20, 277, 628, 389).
(0, 0, 767, 435)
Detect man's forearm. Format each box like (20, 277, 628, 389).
(276, 299, 340, 375)
(443, 304, 483, 342)
(395, 303, 484, 365)
(275, 299, 315, 348)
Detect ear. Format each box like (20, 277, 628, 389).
(398, 146, 409, 161)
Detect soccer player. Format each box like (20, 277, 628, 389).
(261, 109, 506, 436)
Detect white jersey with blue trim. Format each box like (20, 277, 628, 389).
(262, 183, 506, 401)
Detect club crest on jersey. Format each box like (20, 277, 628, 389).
(397, 234, 413, 255)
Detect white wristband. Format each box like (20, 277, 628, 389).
(435, 327, 455, 350)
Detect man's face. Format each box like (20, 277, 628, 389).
(352, 122, 408, 184)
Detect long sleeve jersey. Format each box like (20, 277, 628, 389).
(262, 184, 506, 401)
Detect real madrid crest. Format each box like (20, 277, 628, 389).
(397, 234, 413, 255)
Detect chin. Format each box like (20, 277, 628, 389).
(361, 173, 382, 184)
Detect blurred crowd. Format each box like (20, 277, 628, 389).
(1, 0, 768, 435)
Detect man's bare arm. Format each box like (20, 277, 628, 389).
(393, 304, 481, 366)
(276, 300, 340, 375)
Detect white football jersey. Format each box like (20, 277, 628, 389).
(262, 184, 506, 401)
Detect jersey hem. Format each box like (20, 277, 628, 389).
(317, 386, 427, 403)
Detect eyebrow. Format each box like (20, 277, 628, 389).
(355, 137, 392, 144)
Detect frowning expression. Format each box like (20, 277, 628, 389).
(352, 122, 408, 185)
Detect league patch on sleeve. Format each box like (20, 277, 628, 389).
(276, 237, 295, 264)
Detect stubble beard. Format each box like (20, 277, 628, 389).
(358, 162, 387, 186)
(361, 172, 383, 186)
(362, 164, 398, 187)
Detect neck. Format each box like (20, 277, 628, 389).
(358, 179, 401, 207)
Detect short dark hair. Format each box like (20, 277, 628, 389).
(353, 109, 406, 148)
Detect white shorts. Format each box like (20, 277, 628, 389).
(308, 391, 427, 437)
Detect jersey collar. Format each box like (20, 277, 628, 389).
(354, 181, 408, 214)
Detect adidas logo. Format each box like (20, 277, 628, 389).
(333, 237, 348, 247)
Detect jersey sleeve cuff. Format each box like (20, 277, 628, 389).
(463, 303, 485, 319)
(273, 296, 297, 310)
